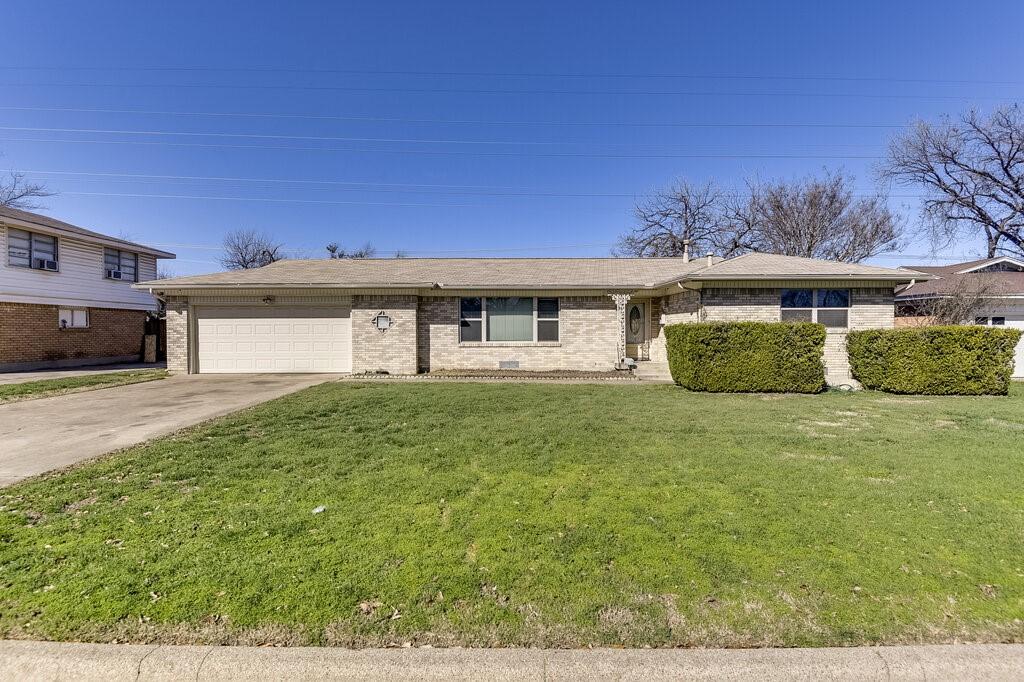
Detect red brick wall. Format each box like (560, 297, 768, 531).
(0, 302, 146, 365)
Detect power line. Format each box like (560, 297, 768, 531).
(0, 136, 883, 160)
(0, 125, 578, 147)
(0, 106, 909, 129)
(0, 80, 1014, 101)
(60, 191, 478, 207)
(2, 65, 1019, 86)
(0, 125, 889, 150)
(16, 168, 934, 199)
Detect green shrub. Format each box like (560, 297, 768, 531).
(847, 326, 1022, 395)
(665, 321, 826, 393)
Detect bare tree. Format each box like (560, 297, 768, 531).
(881, 105, 1024, 258)
(615, 172, 902, 262)
(326, 242, 376, 259)
(614, 180, 723, 258)
(220, 229, 283, 270)
(739, 172, 903, 262)
(897, 275, 1004, 325)
(0, 171, 54, 209)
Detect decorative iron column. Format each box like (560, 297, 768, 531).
(609, 293, 631, 363)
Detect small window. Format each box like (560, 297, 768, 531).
(460, 297, 482, 342)
(780, 309, 813, 322)
(781, 289, 813, 308)
(58, 308, 89, 329)
(975, 317, 989, 325)
(991, 317, 1005, 326)
(104, 248, 138, 281)
(7, 228, 58, 269)
(537, 297, 559, 342)
(780, 288, 849, 329)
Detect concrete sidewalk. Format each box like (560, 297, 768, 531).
(1, 641, 1022, 680)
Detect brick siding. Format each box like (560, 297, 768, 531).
(0, 301, 145, 369)
(351, 295, 418, 374)
(417, 296, 618, 371)
(165, 299, 189, 372)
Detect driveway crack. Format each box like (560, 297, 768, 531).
(135, 644, 160, 681)
(195, 646, 215, 682)
(874, 649, 891, 681)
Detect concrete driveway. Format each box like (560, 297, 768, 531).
(0, 362, 166, 386)
(0, 374, 338, 487)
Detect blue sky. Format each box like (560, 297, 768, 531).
(1, 1, 1021, 276)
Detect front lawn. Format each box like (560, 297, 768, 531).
(1, 382, 1022, 647)
(0, 369, 168, 404)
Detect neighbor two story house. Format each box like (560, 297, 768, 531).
(138, 253, 924, 385)
(0, 206, 175, 371)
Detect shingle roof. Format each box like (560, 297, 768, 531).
(0, 205, 175, 258)
(142, 252, 922, 290)
(142, 257, 717, 289)
(895, 257, 1024, 298)
(686, 252, 925, 280)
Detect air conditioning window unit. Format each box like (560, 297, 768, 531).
(33, 258, 59, 271)
(106, 269, 123, 280)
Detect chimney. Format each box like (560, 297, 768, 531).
(706, 253, 714, 267)
(681, 239, 691, 263)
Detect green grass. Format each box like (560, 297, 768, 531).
(0, 369, 168, 403)
(1, 382, 1023, 648)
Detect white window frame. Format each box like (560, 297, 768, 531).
(780, 288, 850, 329)
(58, 308, 89, 329)
(7, 227, 59, 271)
(104, 248, 139, 282)
(459, 296, 560, 343)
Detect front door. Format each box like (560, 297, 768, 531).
(625, 301, 645, 359)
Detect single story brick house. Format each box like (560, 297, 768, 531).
(140, 253, 924, 384)
(1, 206, 175, 371)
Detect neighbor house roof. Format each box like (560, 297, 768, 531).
(0, 206, 175, 259)
(895, 257, 1024, 299)
(685, 252, 928, 281)
(140, 252, 921, 291)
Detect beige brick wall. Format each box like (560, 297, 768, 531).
(351, 295, 418, 374)
(702, 288, 780, 321)
(650, 290, 701, 361)
(849, 288, 895, 329)
(165, 300, 189, 373)
(689, 286, 895, 385)
(418, 296, 618, 371)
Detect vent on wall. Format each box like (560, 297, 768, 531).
(499, 360, 520, 369)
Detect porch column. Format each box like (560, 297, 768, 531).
(609, 293, 631, 362)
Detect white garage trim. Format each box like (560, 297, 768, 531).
(196, 305, 352, 373)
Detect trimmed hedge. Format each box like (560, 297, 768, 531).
(665, 321, 827, 393)
(847, 326, 1022, 395)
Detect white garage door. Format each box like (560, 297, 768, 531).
(1007, 317, 1024, 378)
(197, 306, 351, 373)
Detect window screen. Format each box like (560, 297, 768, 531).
(459, 297, 482, 342)
(7, 228, 57, 268)
(537, 297, 559, 342)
